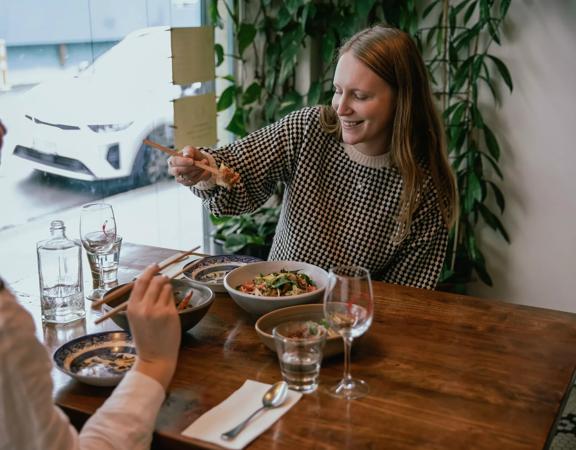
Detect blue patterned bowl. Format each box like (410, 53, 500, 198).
(183, 255, 261, 293)
(53, 331, 135, 387)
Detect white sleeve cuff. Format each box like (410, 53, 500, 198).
(110, 370, 166, 413)
(79, 370, 166, 449)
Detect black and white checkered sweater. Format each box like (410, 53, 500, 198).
(192, 107, 448, 289)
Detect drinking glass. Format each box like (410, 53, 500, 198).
(85, 236, 122, 291)
(273, 321, 326, 393)
(323, 265, 374, 399)
(80, 203, 117, 300)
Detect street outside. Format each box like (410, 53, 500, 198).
(0, 84, 109, 231)
(0, 83, 206, 287)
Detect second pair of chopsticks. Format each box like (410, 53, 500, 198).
(92, 246, 201, 324)
(94, 265, 190, 325)
(92, 245, 200, 309)
(143, 139, 219, 177)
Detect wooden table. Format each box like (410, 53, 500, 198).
(8, 242, 576, 450)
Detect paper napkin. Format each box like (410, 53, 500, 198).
(181, 380, 302, 449)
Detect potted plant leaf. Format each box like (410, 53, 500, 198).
(210, 205, 281, 259)
(418, 0, 513, 292)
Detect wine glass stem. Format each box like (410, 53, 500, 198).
(342, 335, 354, 383)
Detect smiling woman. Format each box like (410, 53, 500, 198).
(320, 27, 457, 243)
(171, 25, 457, 290)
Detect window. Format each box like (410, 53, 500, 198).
(0, 0, 208, 283)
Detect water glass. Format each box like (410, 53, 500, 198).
(79, 202, 117, 300)
(85, 236, 122, 291)
(273, 321, 326, 393)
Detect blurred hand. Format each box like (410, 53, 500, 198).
(0, 276, 16, 303)
(126, 264, 181, 391)
(0, 120, 6, 152)
(168, 145, 212, 187)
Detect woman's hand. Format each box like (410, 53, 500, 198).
(168, 145, 212, 187)
(126, 264, 181, 391)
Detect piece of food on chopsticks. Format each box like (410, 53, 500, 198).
(142, 138, 240, 189)
(177, 290, 194, 311)
(216, 163, 241, 189)
(191, 159, 240, 190)
(237, 269, 317, 297)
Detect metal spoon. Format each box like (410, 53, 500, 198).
(221, 381, 288, 441)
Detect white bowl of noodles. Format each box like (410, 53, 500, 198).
(223, 261, 329, 316)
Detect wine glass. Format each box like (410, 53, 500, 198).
(80, 203, 117, 300)
(323, 265, 374, 399)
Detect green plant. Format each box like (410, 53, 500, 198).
(211, 205, 280, 254)
(418, 0, 512, 289)
(209, 0, 512, 290)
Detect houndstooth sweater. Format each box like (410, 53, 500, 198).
(192, 106, 448, 289)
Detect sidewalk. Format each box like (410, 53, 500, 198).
(0, 180, 206, 286)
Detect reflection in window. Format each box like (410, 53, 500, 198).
(0, 0, 207, 285)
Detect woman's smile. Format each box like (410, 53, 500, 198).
(341, 120, 364, 128)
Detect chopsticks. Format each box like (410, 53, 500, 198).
(143, 139, 219, 176)
(92, 245, 201, 324)
(92, 245, 200, 309)
(94, 266, 190, 325)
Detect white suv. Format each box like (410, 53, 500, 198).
(11, 27, 187, 184)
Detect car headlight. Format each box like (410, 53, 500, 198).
(88, 122, 133, 133)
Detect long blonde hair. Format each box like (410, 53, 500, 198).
(320, 26, 457, 239)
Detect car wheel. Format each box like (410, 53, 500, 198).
(132, 126, 172, 186)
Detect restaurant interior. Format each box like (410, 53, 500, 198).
(0, 1, 575, 449)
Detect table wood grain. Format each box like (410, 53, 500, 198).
(9, 242, 576, 450)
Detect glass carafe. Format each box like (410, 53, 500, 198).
(37, 220, 85, 324)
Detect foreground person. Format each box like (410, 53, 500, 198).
(0, 264, 181, 450)
(169, 26, 457, 289)
(0, 119, 6, 164)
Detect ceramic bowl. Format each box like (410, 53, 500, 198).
(223, 260, 328, 316)
(102, 278, 214, 333)
(182, 255, 261, 293)
(53, 331, 136, 387)
(255, 304, 344, 358)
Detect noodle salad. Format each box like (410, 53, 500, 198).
(237, 269, 317, 297)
